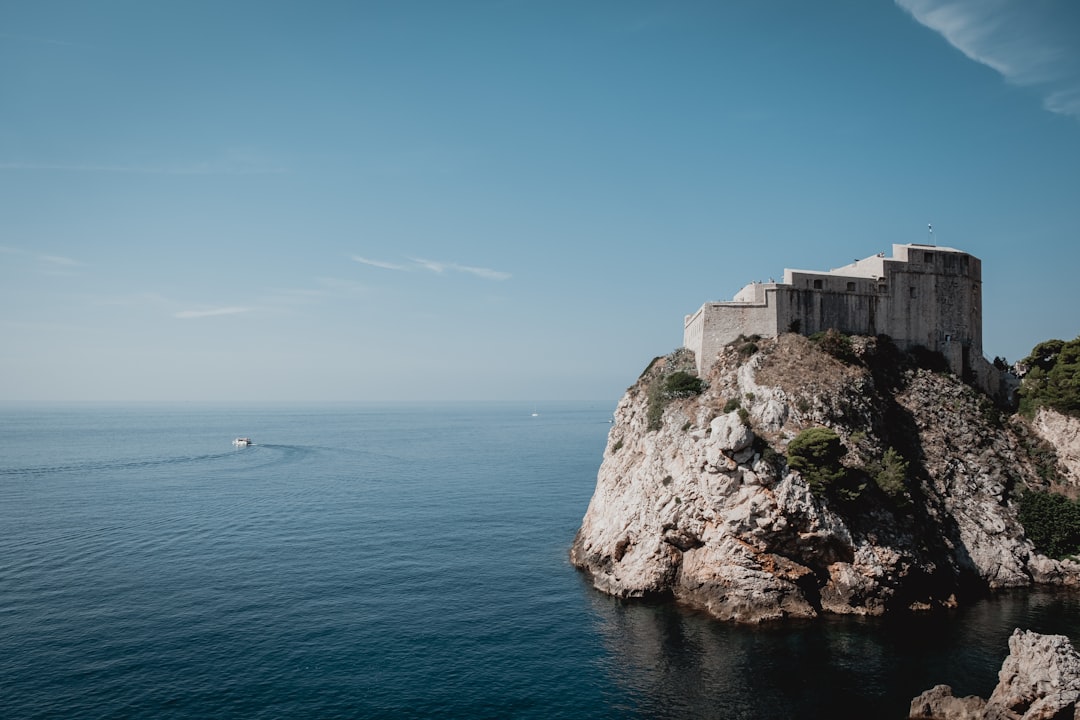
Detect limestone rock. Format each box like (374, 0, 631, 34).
(1032, 408, 1080, 489)
(909, 685, 986, 720)
(987, 629, 1080, 719)
(571, 337, 1080, 623)
(909, 630, 1080, 720)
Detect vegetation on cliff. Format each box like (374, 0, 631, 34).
(574, 330, 1080, 623)
(1019, 490, 1080, 559)
(1018, 336, 1080, 418)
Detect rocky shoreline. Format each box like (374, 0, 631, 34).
(571, 336, 1080, 623)
(910, 629, 1080, 720)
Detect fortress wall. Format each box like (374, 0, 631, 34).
(684, 244, 993, 392)
(776, 288, 883, 337)
(685, 299, 777, 374)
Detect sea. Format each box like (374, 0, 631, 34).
(2, 402, 1080, 720)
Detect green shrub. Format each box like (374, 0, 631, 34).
(664, 371, 705, 398)
(723, 398, 741, 413)
(646, 382, 666, 431)
(646, 368, 706, 431)
(809, 329, 857, 364)
(1019, 490, 1080, 558)
(786, 427, 848, 496)
(1018, 337, 1080, 418)
(873, 447, 909, 502)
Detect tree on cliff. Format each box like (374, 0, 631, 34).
(786, 427, 847, 496)
(1019, 336, 1080, 417)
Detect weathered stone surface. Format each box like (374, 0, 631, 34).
(987, 629, 1080, 720)
(570, 337, 1080, 623)
(1033, 408, 1080, 489)
(910, 630, 1080, 720)
(909, 685, 986, 720)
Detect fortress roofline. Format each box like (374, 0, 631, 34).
(780, 243, 971, 284)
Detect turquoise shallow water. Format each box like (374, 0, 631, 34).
(2, 403, 1079, 719)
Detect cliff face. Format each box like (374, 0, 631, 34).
(1032, 408, 1080, 494)
(910, 629, 1080, 720)
(571, 335, 1080, 623)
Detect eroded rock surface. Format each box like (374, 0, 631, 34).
(910, 629, 1080, 720)
(571, 337, 1080, 622)
(1033, 408, 1080, 491)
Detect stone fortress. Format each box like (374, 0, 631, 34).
(683, 243, 1011, 401)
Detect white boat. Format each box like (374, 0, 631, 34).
(233, 437, 253, 447)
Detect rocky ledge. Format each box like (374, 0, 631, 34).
(571, 335, 1080, 623)
(910, 629, 1080, 720)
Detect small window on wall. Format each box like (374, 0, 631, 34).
(846, 282, 856, 292)
(813, 279, 823, 289)
(909, 287, 917, 298)
(924, 252, 933, 263)
(878, 284, 887, 294)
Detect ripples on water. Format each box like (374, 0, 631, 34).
(2, 403, 1078, 719)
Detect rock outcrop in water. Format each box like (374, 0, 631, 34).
(910, 629, 1080, 720)
(571, 335, 1080, 623)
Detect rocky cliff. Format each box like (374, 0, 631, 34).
(910, 629, 1080, 720)
(571, 335, 1080, 623)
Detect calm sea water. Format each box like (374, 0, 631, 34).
(2, 403, 1079, 720)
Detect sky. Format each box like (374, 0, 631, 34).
(2, 0, 1079, 404)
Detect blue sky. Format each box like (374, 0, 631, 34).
(2, 0, 1078, 403)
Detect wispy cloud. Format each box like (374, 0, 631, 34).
(411, 258, 512, 280)
(351, 256, 409, 271)
(39, 254, 80, 267)
(353, 254, 511, 280)
(174, 306, 252, 320)
(1, 245, 84, 273)
(895, 0, 1080, 118)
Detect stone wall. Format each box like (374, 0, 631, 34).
(684, 244, 987, 387)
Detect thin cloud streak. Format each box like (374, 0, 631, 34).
(351, 256, 409, 271)
(452, 263, 512, 281)
(39, 254, 80, 267)
(895, 0, 1080, 118)
(354, 254, 511, 280)
(411, 257, 511, 280)
(174, 307, 251, 319)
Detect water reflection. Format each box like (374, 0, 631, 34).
(586, 587, 1080, 719)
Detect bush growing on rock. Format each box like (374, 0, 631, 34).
(786, 426, 848, 496)
(871, 447, 910, 504)
(1019, 490, 1080, 559)
(663, 371, 705, 398)
(646, 368, 705, 431)
(809, 329, 857, 364)
(1019, 336, 1080, 418)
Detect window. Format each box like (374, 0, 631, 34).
(846, 282, 856, 292)
(878, 284, 887, 294)
(813, 279, 823, 289)
(909, 287, 917, 298)
(924, 252, 933, 263)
